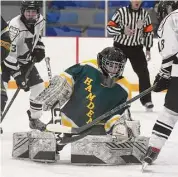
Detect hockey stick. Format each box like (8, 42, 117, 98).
(44, 57, 61, 124)
(58, 128, 93, 145)
(47, 84, 157, 137)
(1, 60, 36, 123)
(44, 57, 54, 123)
(45, 57, 52, 81)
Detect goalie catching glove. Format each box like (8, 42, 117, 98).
(34, 75, 73, 111)
(112, 117, 140, 144)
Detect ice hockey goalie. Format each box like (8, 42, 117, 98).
(12, 47, 149, 165)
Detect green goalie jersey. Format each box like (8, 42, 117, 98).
(60, 60, 131, 133)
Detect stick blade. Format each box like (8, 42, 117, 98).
(46, 124, 72, 134)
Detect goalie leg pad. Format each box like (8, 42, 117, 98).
(12, 132, 30, 159)
(29, 131, 57, 162)
(71, 135, 149, 165)
(34, 75, 73, 111)
(12, 131, 57, 162)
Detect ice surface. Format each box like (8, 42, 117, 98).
(1, 91, 178, 177)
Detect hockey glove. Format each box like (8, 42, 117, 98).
(112, 119, 140, 144)
(13, 71, 29, 92)
(153, 68, 171, 92)
(32, 41, 45, 63)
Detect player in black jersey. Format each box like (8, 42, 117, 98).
(0, 16, 11, 133)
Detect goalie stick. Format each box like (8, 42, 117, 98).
(59, 128, 93, 145)
(47, 83, 157, 140)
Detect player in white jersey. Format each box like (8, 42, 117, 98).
(1, 0, 46, 131)
(142, 1, 178, 169)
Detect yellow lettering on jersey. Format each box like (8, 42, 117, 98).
(86, 110, 94, 118)
(84, 76, 96, 124)
(84, 77, 93, 85)
(87, 102, 95, 109)
(86, 117, 93, 124)
(85, 85, 92, 92)
(86, 93, 96, 102)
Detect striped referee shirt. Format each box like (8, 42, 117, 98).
(107, 5, 154, 50)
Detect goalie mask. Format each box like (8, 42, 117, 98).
(21, 0, 42, 25)
(97, 47, 127, 88)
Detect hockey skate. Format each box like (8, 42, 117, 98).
(27, 110, 46, 131)
(142, 146, 160, 171)
(144, 102, 154, 112)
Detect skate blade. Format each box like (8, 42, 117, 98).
(46, 123, 72, 134)
(141, 162, 148, 172)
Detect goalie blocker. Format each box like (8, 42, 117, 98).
(12, 128, 149, 165)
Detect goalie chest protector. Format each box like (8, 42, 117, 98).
(61, 61, 131, 127)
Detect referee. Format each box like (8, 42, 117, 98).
(107, 0, 154, 111)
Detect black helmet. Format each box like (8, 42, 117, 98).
(21, 0, 42, 25)
(157, 1, 178, 22)
(97, 47, 127, 87)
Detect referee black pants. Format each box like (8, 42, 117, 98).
(114, 43, 152, 105)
